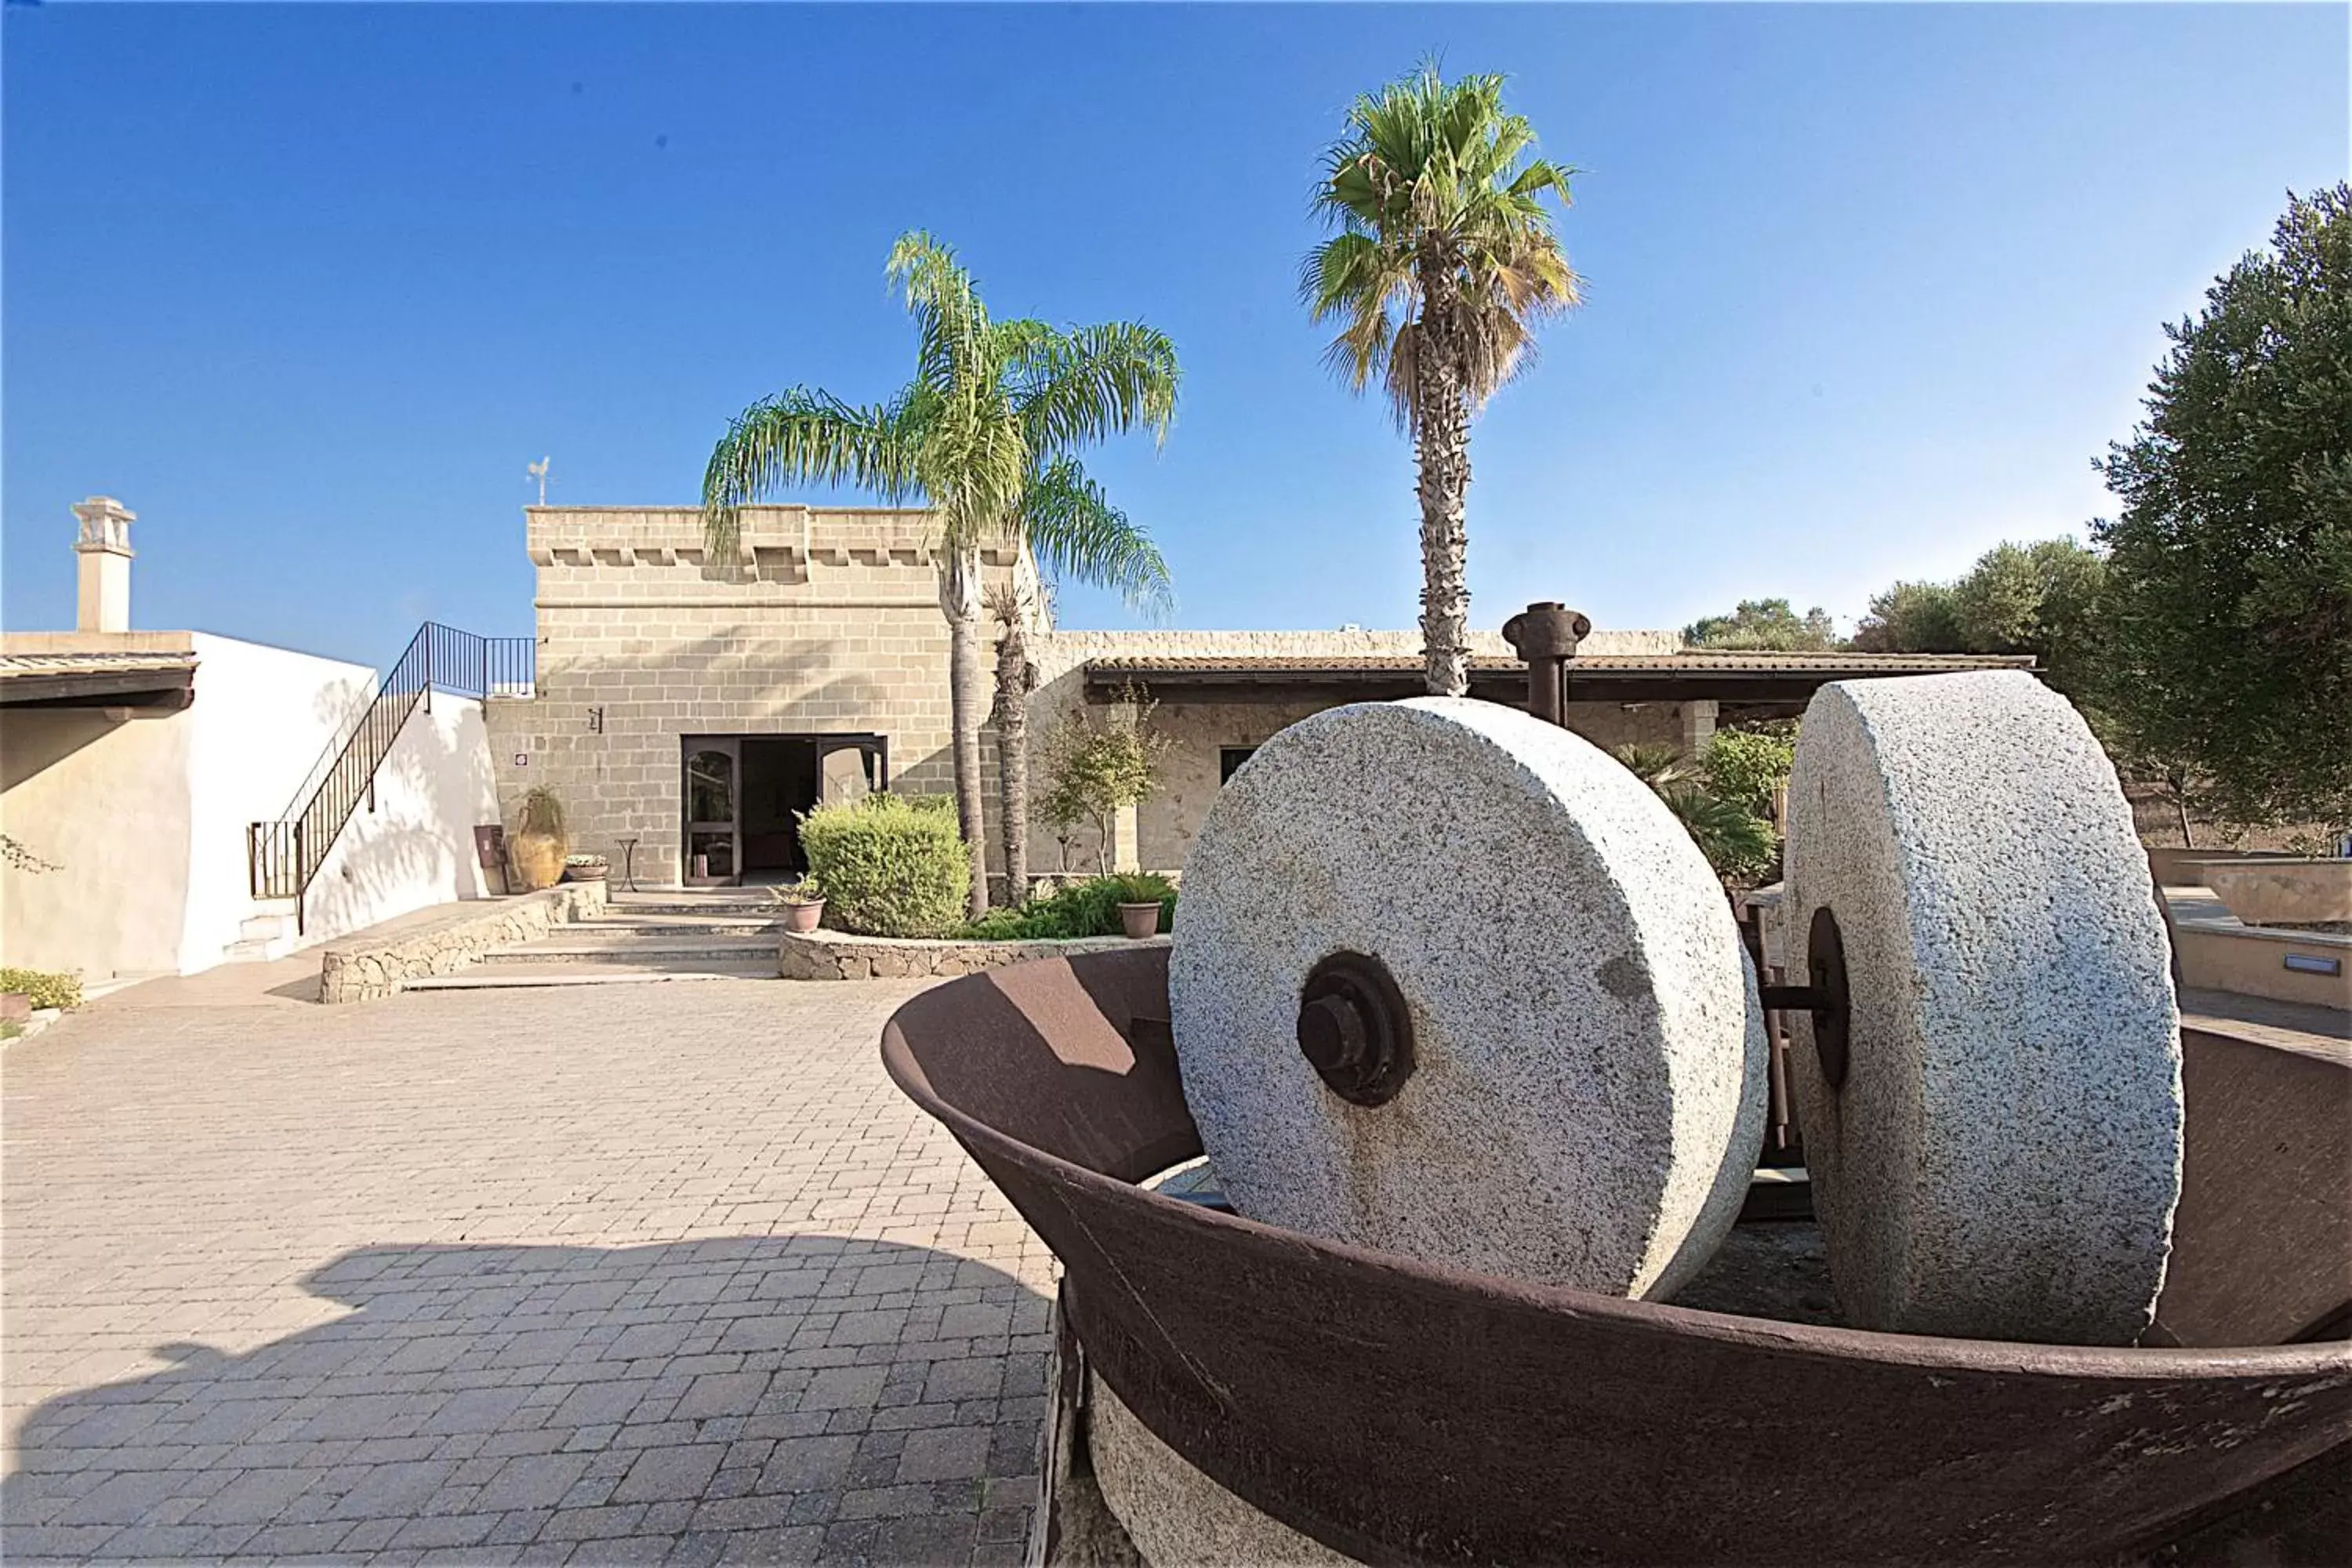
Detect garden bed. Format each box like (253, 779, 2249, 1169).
(779, 927, 1167, 982)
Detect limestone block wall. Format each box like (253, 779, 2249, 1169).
(491, 506, 1011, 887)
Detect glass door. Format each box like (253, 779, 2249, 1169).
(682, 738, 741, 885)
(815, 736, 887, 807)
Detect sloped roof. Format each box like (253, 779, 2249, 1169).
(0, 649, 198, 707)
(1085, 652, 2032, 676)
(1080, 648, 2035, 706)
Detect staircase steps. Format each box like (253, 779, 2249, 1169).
(480, 935, 779, 967)
(404, 962, 778, 992)
(583, 916, 785, 938)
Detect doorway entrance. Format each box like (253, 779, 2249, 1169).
(681, 733, 888, 886)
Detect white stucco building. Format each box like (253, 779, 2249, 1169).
(1, 500, 503, 983)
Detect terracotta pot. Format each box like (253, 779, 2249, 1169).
(782, 900, 825, 935)
(512, 832, 566, 891)
(563, 864, 608, 884)
(1119, 902, 1163, 940)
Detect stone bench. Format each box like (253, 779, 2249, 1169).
(318, 882, 608, 1004)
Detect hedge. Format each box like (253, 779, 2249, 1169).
(960, 873, 1177, 941)
(797, 793, 971, 938)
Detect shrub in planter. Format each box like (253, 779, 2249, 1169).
(774, 876, 826, 934)
(0, 967, 82, 1011)
(562, 853, 609, 884)
(797, 795, 971, 938)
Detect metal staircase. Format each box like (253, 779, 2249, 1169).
(247, 622, 533, 931)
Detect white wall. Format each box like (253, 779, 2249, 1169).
(0, 706, 195, 981)
(178, 633, 498, 969)
(301, 695, 498, 944)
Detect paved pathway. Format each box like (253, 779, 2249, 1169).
(2, 975, 1054, 1565)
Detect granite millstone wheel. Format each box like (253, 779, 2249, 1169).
(1783, 671, 2183, 1345)
(1169, 698, 1768, 1298)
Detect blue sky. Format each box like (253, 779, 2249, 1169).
(5, 3, 2345, 665)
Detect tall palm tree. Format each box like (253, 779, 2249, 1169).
(702, 232, 1176, 916)
(1304, 63, 1583, 695)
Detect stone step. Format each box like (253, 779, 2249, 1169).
(480, 938, 780, 966)
(401, 963, 778, 992)
(579, 916, 785, 938)
(607, 895, 782, 916)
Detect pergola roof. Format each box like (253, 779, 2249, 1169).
(1082, 650, 2035, 707)
(0, 650, 198, 710)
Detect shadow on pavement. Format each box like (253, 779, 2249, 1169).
(5, 1235, 1049, 1566)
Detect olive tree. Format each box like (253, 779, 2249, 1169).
(2093, 185, 2352, 832)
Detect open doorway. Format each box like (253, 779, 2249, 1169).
(681, 734, 887, 886)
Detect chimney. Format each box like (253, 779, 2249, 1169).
(72, 496, 135, 634)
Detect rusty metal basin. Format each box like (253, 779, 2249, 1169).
(881, 946, 2352, 1566)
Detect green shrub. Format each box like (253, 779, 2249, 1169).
(797, 793, 971, 938)
(0, 967, 82, 1011)
(1703, 728, 1796, 819)
(958, 873, 1177, 941)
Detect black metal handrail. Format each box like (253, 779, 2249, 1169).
(247, 622, 534, 918)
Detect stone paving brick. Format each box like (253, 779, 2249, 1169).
(895, 1431, 990, 1486)
(2, 979, 1058, 1564)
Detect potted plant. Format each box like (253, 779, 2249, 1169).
(562, 853, 609, 884)
(1112, 873, 1172, 940)
(512, 787, 568, 891)
(775, 876, 826, 934)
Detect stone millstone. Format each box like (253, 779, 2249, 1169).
(1169, 698, 1767, 1298)
(1783, 671, 2183, 1345)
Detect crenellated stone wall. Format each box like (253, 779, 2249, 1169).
(489, 506, 1015, 887)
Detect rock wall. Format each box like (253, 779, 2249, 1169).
(779, 927, 1167, 981)
(318, 882, 606, 1003)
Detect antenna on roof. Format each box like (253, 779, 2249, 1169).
(527, 456, 551, 506)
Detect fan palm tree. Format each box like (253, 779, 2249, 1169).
(1611, 743, 1779, 884)
(1305, 63, 1583, 695)
(702, 232, 1176, 916)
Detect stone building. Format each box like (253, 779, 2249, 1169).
(490, 503, 2031, 890)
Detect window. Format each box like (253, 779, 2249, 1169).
(1219, 747, 1258, 785)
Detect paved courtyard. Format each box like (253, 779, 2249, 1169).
(2, 973, 1054, 1566)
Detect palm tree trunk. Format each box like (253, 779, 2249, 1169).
(941, 546, 989, 920)
(1412, 263, 1474, 697)
(993, 616, 1033, 909)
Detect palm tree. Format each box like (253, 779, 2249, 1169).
(1304, 63, 1583, 695)
(702, 232, 1176, 916)
(1611, 743, 1778, 884)
(987, 573, 1039, 904)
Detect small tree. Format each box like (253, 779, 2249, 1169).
(1947, 539, 2108, 700)
(1037, 684, 1169, 873)
(1849, 579, 1967, 653)
(1702, 727, 1797, 822)
(1682, 598, 1836, 652)
(2094, 184, 2352, 833)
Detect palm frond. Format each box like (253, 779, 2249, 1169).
(1011, 322, 1180, 454)
(701, 389, 920, 557)
(1303, 60, 1581, 418)
(1018, 456, 1173, 619)
(887, 230, 994, 405)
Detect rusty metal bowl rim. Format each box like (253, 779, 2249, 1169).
(882, 1021, 2338, 1380)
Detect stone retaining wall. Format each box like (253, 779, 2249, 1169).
(780, 927, 1169, 981)
(318, 882, 608, 1004)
